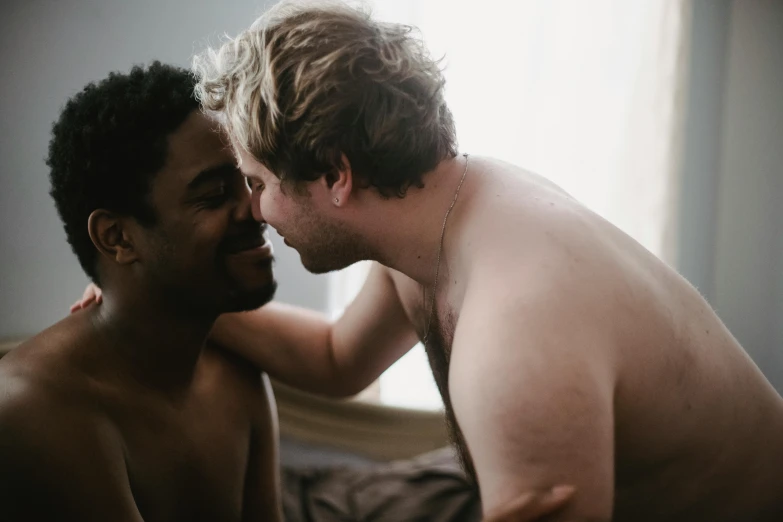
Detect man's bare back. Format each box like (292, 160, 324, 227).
(0, 311, 279, 522)
(382, 156, 783, 521)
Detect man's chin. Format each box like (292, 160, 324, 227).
(223, 281, 278, 313)
(300, 253, 353, 275)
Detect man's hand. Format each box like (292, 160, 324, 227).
(69, 283, 102, 313)
(483, 486, 576, 522)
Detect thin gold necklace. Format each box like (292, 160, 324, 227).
(422, 153, 469, 347)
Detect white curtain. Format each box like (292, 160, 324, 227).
(331, 0, 689, 409)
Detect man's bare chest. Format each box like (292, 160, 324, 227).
(390, 267, 461, 344)
(388, 269, 481, 481)
(108, 391, 252, 522)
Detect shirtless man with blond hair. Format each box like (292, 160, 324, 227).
(185, 1, 783, 520)
(77, 2, 783, 521)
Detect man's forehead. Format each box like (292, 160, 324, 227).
(186, 162, 240, 192)
(236, 149, 265, 177)
(164, 112, 235, 182)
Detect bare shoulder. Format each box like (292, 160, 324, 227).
(457, 166, 630, 366)
(204, 340, 264, 383)
(0, 313, 126, 481)
(0, 312, 97, 382)
(201, 343, 275, 416)
(1, 380, 63, 452)
(462, 157, 657, 318)
(0, 376, 140, 521)
(0, 357, 115, 461)
(0, 368, 124, 483)
(465, 218, 615, 321)
(0, 323, 106, 430)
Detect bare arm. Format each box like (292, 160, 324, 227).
(482, 486, 576, 522)
(242, 373, 283, 522)
(0, 388, 144, 522)
(211, 262, 419, 396)
(450, 265, 616, 521)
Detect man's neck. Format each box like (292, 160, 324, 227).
(358, 154, 472, 286)
(88, 289, 216, 395)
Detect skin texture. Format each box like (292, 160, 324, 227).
(0, 112, 282, 522)
(213, 153, 783, 521)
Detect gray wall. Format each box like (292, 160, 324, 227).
(676, 0, 732, 303)
(0, 0, 328, 340)
(2, 0, 782, 387)
(713, 0, 783, 385)
(679, 0, 783, 389)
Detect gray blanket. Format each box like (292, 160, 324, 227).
(282, 447, 482, 522)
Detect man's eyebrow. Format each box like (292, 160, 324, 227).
(186, 163, 238, 191)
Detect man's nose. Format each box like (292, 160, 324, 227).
(250, 189, 264, 223)
(233, 182, 257, 223)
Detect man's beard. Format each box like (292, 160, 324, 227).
(284, 208, 375, 274)
(297, 228, 375, 274)
(223, 278, 278, 313)
(143, 252, 278, 318)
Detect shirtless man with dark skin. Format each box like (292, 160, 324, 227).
(183, 2, 783, 520)
(0, 62, 282, 522)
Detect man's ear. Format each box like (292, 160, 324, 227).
(87, 210, 139, 266)
(322, 153, 354, 207)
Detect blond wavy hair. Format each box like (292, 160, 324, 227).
(192, 0, 457, 197)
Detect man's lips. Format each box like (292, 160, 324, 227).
(224, 235, 273, 256)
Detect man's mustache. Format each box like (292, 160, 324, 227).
(220, 224, 268, 254)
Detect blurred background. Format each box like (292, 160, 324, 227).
(1, 0, 781, 414)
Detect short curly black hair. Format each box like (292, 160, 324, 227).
(47, 61, 199, 282)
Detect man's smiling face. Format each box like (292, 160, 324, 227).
(134, 111, 277, 314)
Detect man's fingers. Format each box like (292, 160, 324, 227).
(483, 485, 576, 522)
(74, 296, 96, 312)
(77, 284, 103, 308)
(70, 284, 103, 314)
(81, 284, 95, 301)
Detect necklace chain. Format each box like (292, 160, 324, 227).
(422, 153, 469, 347)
